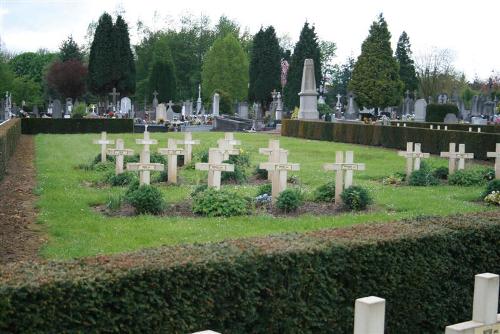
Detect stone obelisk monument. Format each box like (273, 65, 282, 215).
(298, 59, 319, 120)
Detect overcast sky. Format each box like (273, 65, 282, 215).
(0, 0, 498, 80)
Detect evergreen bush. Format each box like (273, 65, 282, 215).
(192, 188, 249, 217)
(483, 179, 500, 198)
(313, 181, 336, 202)
(126, 184, 165, 215)
(340, 186, 372, 211)
(276, 188, 303, 212)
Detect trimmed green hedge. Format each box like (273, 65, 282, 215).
(1, 212, 499, 333)
(0, 119, 21, 180)
(391, 121, 500, 134)
(425, 103, 459, 122)
(282, 120, 499, 160)
(21, 118, 134, 134)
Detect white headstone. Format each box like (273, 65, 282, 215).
(156, 103, 167, 123)
(166, 101, 175, 122)
(120, 97, 132, 116)
(213, 93, 220, 116)
(298, 59, 319, 120)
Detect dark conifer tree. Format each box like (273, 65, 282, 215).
(112, 15, 135, 95)
(59, 36, 83, 62)
(395, 31, 418, 95)
(88, 12, 114, 96)
(148, 60, 176, 103)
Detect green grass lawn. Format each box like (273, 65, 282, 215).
(34, 132, 497, 259)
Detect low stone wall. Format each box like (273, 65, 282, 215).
(0, 118, 21, 180)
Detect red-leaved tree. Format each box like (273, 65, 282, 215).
(46, 60, 88, 100)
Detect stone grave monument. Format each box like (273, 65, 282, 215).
(52, 99, 62, 119)
(259, 150, 300, 201)
(440, 143, 474, 174)
(398, 142, 430, 178)
(323, 151, 365, 203)
(107, 139, 134, 175)
(298, 59, 319, 120)
(414, 99, 427, 122)
(93, 132, 115, 163)
(487, 143, 500, 179)
(176, 132, 200, 165)
(195, 148, 234, 190)
(158, 138, 185, 184)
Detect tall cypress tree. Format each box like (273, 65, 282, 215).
(148, 60, 176, 103)
(283, 22, 321, 109)
(112, 15, 135, 95)
(59, 36, 83, 62)
(88, 13, 114, 96)
(248, 26, 281, 107)
(349, 14, 403, 110)
(395, 31, 418, 95)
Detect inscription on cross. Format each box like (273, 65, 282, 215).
(323, 151, 365, 203)
(107, 139, 134, 175)
(93, 132, 115, 163)
(445, 273, 499, 334)
(398, 142, 430, 177)
(195, 148, 234, 189)
(258, 140, 288, 181)
(487, 143, 500, 179)
(440, 143, 474, 174)
(176, 132, 200, 165)
(158, 139, 185, 184)
(126, 149, 164, 185)
(259, 150, 300, 201)
(136, 128, 158, 152)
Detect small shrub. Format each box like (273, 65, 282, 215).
(256, 183, 272, 197)
(484, 191, 500, 205)
(221, 160, 247, 184)
(448, 169, 490, 186)
(93, 153, 115, 165)
(107, 172, 137, 187)
(190, 184, 208, 197)
(276, 188, 303, 212)
(409, 167, 439, 186)
(432, 166, 449, 180)
(340, 186, 372, 211)
(313, 181, 336, 202)
(125, 179, 140, 197)
(71, 103, 87, 119)
(153, 171, 168, 183)
(106, 194, 123, 211)
(126, 184, 165, 215)
(382, 174, 405, 185)
(198, 151, 209, 163)
(229, 151, 250, 167)
(287, 175, 300, 185)
(150, 152, 167, 165)
(253, 166, 268, 180)
(483, 179, 500, 198)
(192, 188, 249, 217)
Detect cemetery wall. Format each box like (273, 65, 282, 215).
(282, 120, 499, 160)
(21, 118, 134, 134)
(0, 212, 499, 333)
(0, 118, 21, 181)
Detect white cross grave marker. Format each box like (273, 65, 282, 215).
(176, 132, 200, 165)
(323, 151, 365, 203)
(195, 148, 234, 189)
(487, 143, 500, 179)
(259, 140, 288, 181)
(354, 296, 386, 334)
(440, 143, 474, 174)
(445, 273, 499, 334)
(93, 132, 115, 163)
(398, 142, 430, 177)
(136, 127, 158, 152)
(107, 139, 134, 175)
(217, 132, 241, 160)
(259, 151, 300, 201)
(158, 138, 185, 184)
(126, 149, 164, 185)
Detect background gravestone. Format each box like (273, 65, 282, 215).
(213, 93, 220, 116)
(120, 97, 132, 117)
(414, 99, 427, 122)
(156, 103, 167, 122)
(52, 99, 62, 119)
(33, 105, 39, 118)
(443, 113, 458, 124)
(238, 102, 249, 119)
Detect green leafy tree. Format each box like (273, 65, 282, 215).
(349, 14, 403, 110)
(88, 12, 114, 96)
(59, 35, 83, 62)
(395, 31, 418, 95)
(148, 60, 176, 103)
(8, 50, 57, 84)
(283, 22, 321, 109)
(11, 76, 43, 107)
(248, 26, 281, 107)
(201, 34, 249, 103)
(328, 57, 355, 99)
(112, 15, 135, 95)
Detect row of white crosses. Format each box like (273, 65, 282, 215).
(440, 143, 474, 175)
(127, 128, 164, 185)
(324, 151, 366, 202)
(192, 273, 499, 334)
(398, 142, 430, 178)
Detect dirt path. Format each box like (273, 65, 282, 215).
(0, 135, 44, 264)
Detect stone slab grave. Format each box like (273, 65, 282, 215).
(259, 140, 288, 181)
(354, 296, 386, 334)
(195, 148, 234, 189)
(445, 273, 499, 334)
(158, 138, 184, 184)
(127, 128, 163, 185)
(217, 132, 241, 161)
(398, 142, 430, 178)
(487, 143, 500, 179)
(323, 151, 365, 203)
(176, 132, 200, 165)
(107, 139, 134, 175)
(440, 143, 474, 174)
(259, 150, 300, 201)
(93, 132, 115, 163)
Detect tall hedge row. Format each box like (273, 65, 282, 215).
(282, 120, 499, 160)
(425, 103, 459, 122)
(21, 118, 134, 134)
(0, 119, 21, 180)
(1, 213, 499, 333)
(391, 121, 500, 134)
